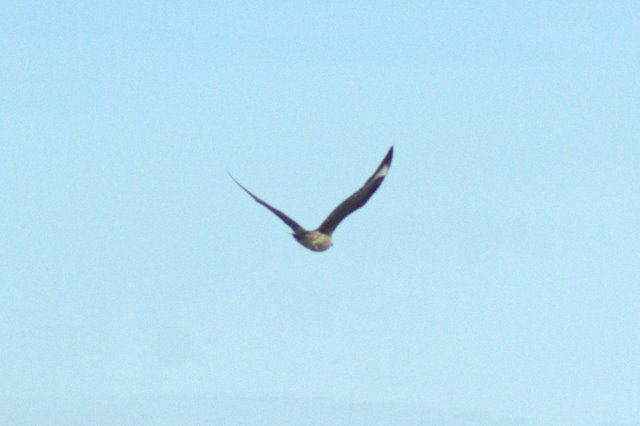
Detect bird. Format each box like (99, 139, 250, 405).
(228, 146, 393, 252)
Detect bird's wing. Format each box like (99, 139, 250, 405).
(318, 146, 393, 235)
(228, 172, 305, 234)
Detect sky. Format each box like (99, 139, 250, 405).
(1, 1, 639, 424)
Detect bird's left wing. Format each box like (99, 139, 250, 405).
(228, 172, 305, 234)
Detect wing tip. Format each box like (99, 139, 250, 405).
(374, 146, 394, 178)
(384, 146, 394, 165)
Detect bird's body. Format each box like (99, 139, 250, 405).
(294, 230, 334, 252)
(229, 146, 393, 252)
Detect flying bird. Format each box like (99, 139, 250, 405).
(229, 146, 393, 252)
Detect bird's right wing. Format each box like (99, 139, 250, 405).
(228, 172, 305, 234)
(318, 146, 393, 235)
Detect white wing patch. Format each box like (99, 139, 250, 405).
(373, 164, 389, 180)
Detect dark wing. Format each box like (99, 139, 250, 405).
(228, 172, 305, 234)
(318, 146, 393, 235)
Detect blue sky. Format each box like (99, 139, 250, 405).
(2, 1, 639, 424)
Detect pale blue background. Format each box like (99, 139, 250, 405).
(2, 2, 639, 425)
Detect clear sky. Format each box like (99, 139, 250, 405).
(2, 1, 639, 424)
